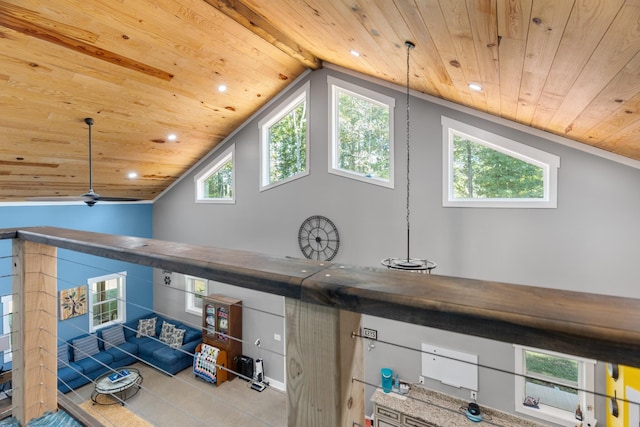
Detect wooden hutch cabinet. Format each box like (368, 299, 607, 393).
(202, 294, 242, 379)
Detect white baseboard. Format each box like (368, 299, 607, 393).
(265, 376, 285, 392)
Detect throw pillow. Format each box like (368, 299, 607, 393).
(102, 325, 125, 350)
(57, 344, 69, 366)
(169, 328, 186, 349)
(136, 317, 157, 338)
(159, 321, 175, 344)
(72, 335, 99, 361)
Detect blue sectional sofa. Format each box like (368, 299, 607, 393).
(57, 313, 202, 393)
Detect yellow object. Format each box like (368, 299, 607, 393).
(605, 363, 640, 426)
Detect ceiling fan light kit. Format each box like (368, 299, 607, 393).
(381, 41, 436, 273)
(29, 118, 142, 207)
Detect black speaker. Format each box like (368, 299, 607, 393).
(239, 355, 254, 381)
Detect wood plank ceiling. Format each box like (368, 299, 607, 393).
(1, 0, 639, 203)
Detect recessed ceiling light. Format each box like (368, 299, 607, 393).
(167, 134, 177, 141)
(468, 83, 483, 92)
(350, 50, 360, 57)
(128, 172, 138, 179)
(218, 84, 227, 92)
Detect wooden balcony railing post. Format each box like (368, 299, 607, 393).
(12, 239, 57, 423)
(285, 298, 364, 427)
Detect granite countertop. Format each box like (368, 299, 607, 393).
(371, 386, 547, 427)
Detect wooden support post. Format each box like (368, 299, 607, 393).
(12, 239, 57, 423)
(286, 298, 364, 427)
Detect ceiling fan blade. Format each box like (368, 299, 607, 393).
(28, 194, 142, 206)
(28, 193, 99, 206)
(26, 118, 144, 207)
(81, 191, 142, 206)
(28, 196, 90, 202)
(94, 196, 143, 202)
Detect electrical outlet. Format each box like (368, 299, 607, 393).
(470, 390, 477, 401)
(363, 328, 377, 340)
(419, 375, 425, 385)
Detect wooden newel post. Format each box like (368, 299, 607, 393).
(12, 239, 58, 423)
(286, 299, 364, 427)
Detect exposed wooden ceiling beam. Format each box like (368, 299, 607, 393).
(204, 0, 322, 70)
(0, 1, 174, 81)
(10, 225, 640, 367)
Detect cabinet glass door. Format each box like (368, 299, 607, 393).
(217, 306, 229, 343)
(204, 303, 216, 339)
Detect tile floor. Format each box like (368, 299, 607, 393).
(68, 363, 286, 427)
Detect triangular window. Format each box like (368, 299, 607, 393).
(443, 117, 559, 208)
(195, 145, 235, 203)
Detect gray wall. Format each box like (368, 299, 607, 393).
(153, 66, 640, 423)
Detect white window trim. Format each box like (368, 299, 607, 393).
(514, 345, 596, 426)
(194, 144, 235, 204)
(2, 295, 11, 364)
(258, 81, 310, 192)
(88, 271, 127, 333)
(442, 116, 559, 208)
(185, 275, 208, 316)
(328, 76, 395, 189)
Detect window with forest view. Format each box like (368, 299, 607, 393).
(442, 117, 559, 208)
(259, 82, 309, 190)
(329, 76, 394, 188)
(514, 345, 595, 425)
(195, 145, 234, 203)
(89, 272, 126, 332)
(452, 135, 543, 199)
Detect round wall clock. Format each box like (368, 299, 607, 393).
(298, 215, 340, 261)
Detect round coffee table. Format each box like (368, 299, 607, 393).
(91, 368, 143, 405)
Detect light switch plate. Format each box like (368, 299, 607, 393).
(363, 328, 377, 340)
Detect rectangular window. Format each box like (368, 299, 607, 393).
(89, 272, 126, 332)
(185, 276, 208, 315)
(195, 145, 235, 203)
(442, 117, 559, 208)
(259, 82, 310, 191)
(514, 345, 595, 425)
(1, 295, 12, 364)
(329, 76, 394, 188)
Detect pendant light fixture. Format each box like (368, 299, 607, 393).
(381, 41, 436, 273)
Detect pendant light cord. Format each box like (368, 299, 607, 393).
(405, 41, 414, 263)
(380, 41, 435, 272)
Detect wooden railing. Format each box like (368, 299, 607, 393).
(3, 226, 640, 426)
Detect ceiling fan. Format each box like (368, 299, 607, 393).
(30, 117, 142, 207)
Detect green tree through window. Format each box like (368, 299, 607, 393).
(204, 160, 233, 199)
(196, 145, 235, 202)
(452, 134, 543, 199)
(268, 101, 307, 184)
(336, 91, 390, 180)
(329, 77, 394, 188)
(89, 272, 126, 332)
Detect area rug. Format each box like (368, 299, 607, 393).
(79, 399, 152, 427)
